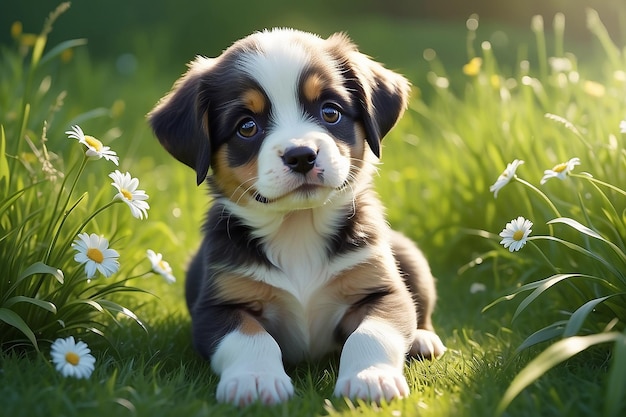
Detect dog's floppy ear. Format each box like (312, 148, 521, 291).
(327, 34, 410, 158)
(149, 57, 215, 185)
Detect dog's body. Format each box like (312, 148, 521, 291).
(149, 28, 445, 406)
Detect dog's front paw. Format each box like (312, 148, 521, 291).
(216, 370, 294, 406)
(410, 329, 446, 359)
(334, 365, 410, 403)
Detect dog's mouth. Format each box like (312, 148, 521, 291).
(253, 181, 349, 205)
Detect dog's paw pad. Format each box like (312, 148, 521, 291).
(334, 365, 409, 403)
(410, 329, 446, 359)
(216, 371, 294, 406)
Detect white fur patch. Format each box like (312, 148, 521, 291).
(412, 329, 447, 359)
(237, 31, 310, 128)
(211, 330, 294, 406)
(334, 318, 411, 402)
(220, 198, 366, 299)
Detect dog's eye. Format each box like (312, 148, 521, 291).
(237, 118, 258, 138)
(321, 104, 341, 124)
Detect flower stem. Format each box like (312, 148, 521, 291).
(43, 155, 89, 264)
(527, 238, 560, 273)
(514, 176, 561, 235)
(76, 201, 118, 235)
(571, 173, 626, 197)
(34, 155, 89, 300)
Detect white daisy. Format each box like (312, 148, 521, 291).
(72, 233, 120, 278)
(540, 157, 580, 185)
(490, 159, 524, 198)
(470, 282, 487, 294)
(109, 170, 150, 220)
(548, 57, 573, 73)
(146, 249, 176, 284)
(66, 125, 119, 165)
(499, 216, 533, 252)
(620, 120, 626, 133)
(50, 336, 96, 379)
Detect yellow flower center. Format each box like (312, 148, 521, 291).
(87, 248, 104, 263)
(65, 352, 80, 366)
(121, 189, 133, 200)
(158, 260, 167, 270)
(84, 135, 103, 151)
(463, 57, 482, 76)
(490, 74, 501, 89)
(11, 21, 23, 39)
(513, 230, 525, 241)
(552, 162, 567, 173)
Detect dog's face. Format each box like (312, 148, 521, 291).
(150, 29, 410, 211)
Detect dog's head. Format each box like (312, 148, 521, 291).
(149, 28, 409, 210)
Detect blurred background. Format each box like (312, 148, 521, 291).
(2, 1, 623, 53)
(2, 0, 623, 77)
(2, 0, 623, 142)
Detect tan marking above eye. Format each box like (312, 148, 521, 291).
(242, 89, 266, 114)
(302, 73, 325, 102)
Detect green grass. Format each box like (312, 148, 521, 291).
(2, 3, 626, 417)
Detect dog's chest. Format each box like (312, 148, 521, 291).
(244, 209, 369, 361)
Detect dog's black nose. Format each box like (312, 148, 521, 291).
(282, 147, 317, 174)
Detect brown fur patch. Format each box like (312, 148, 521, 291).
(349, 124, 366, 163)
(213, 274, 294, 336)
(238, 313, 266, 335)
(213, 145, 259, 204)
(242, 88, 266, 114)
(328, 246, 417, 344)
(214, 274, 278, 305)
(302, 73, 325, 102)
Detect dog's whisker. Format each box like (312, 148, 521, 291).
(230, 176, 260, 205)
(348, 156, 380, 174)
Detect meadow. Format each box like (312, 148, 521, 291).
(1, 3, 626, 416)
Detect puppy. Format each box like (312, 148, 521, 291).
(149, 28, 445, 406)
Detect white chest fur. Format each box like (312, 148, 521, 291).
(222, 199, 371, 361)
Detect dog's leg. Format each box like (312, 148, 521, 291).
(391, 231, 446, 359)
(210, 313, 294, 406)
(334, 318, 410, 403)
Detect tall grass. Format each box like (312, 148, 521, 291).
(0, 3, 174, 353)
(379, 8, 626, 417)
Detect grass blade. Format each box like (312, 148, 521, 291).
(548, 217, 602, 239)
(0, 125, 9, 191)
(515, 321, 567, 353)
(0, 307, 39, 351)
(496, 332, 621, 416)
(512, 274, 577, 321)
(548, 217, 626, 265)
(17, 262, 64, 283)
(5, 262, 64, 300)
(97, 299, 147, 332)
(482, 273, 582, 314)
(534, 236, 623, 279)
(39, 38, 87, 66)
(604, 332, 626, 417)
(3, 296, 57, 314)
(563, 294, 623, 337)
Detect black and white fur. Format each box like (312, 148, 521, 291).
(149, 28, 445, 406)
